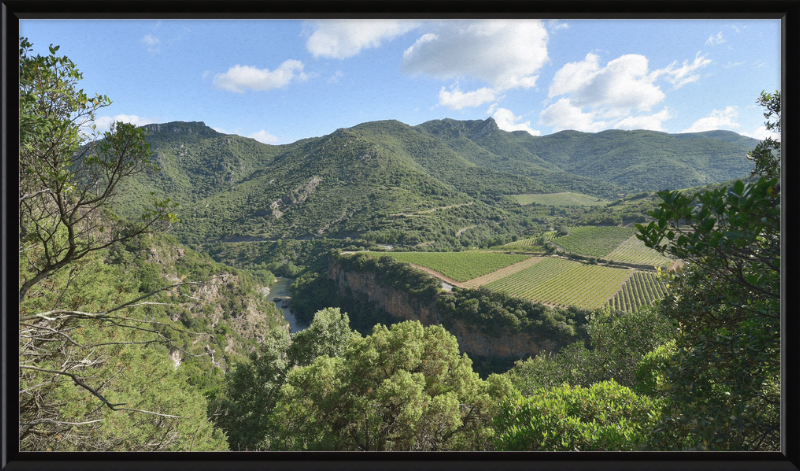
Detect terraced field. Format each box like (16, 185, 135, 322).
(366, 251, 531, 282)
(485, 258, 632, 309)
(605, 235, 673, 267)
(553, 226, 638, 257)
(609, 271, 668, 312)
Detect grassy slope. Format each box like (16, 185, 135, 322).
(510, 192, 611, 206)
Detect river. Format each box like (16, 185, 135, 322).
(265, 277, 310, 333)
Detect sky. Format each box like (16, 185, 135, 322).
(20, 19, 781, 145)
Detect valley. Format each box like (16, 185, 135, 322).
(106, 116, 756, 376)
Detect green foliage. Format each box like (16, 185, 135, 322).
(270, 321, 515, 451)
(507, 306, 675, 396)
(435, 287, 590, 341)
(745, 90, 780, 179)
(287, 308, 361, 367)
(494, 381, 661, 451)
(635, 92, 780, 450)
(336, 252, 441, 301)
(212, 326, 292, 450)
(633, 340, 677, 398)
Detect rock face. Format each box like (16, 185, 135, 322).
(328, 259, 557, 359)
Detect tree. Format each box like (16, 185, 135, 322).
(212, 307, 361, 450)
(270, 321, 514, 451)
(507, 306, 674, 396)
(211, 326, 291, 450)
(635, 91, 780, 450)
(18, 37, 220, 450)
(494, 381, 662, 451)
(18, 37, 178, 303)
(287, 307, 360, 367)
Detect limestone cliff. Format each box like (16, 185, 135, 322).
(328, 258, 559, 359)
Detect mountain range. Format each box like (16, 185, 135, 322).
(113, 118, 758, 246)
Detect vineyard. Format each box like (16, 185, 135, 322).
(484, 258, 632, 310)
(365, 251, 531, 282)
(608, 271, 668, 312)
(553, 226, 638, 257)
(605, 235, 673, 267)
(499, 231, 557, 248)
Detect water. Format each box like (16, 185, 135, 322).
(266, 277, 310, 333)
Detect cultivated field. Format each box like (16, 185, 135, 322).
(366, 251, 531, 282)
(510, 192, 610, 206)
(605, 235, 673, 267)
(608, 271, 668, 312)
(462, 256, 547, 288)
(484, 258, 632, 310)
(499, 231, 557, 248)
(553, 226, 638, 257)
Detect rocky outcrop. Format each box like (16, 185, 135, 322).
(270, 176, 322, 218)
(328, 258, 557, 360)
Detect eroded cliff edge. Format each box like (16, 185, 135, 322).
(328, 257, 561, 359)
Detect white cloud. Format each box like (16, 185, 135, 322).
(438, 86, 498, 110)
(401, 20, 549, 92)
(548, 53, 666, 116)
(493, 108, 540, 136)
(680, 106, 739, 133)
(724, 61, 746, 68)
(249, 130, 279, 144)
(327, 70, 344, 84)
(655, 51, 712, 89)
(213, 60, 309, 93)
(93, 114, 159, 134)
(539, 98, 609, 132)
(543, 51, 712, 133)
(705, 32, 725, 46)
(486, 103, 498, 115)
(306, 20, 420, 59)
(141, 34, 160, 53)
(741, 125, 780, 141)
(613, 108, 673, 132)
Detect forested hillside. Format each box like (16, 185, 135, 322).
(111, 114, 756, 249)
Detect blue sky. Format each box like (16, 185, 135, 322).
(20, 19, 780, 144)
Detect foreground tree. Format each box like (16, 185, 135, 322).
(270, 320, 514, 451)
(494, 381, 662, 451)
(507, 306, 675, 396)
(19, 36, 177, 303)
(636, 91, 780, 450)
(18, 37, 224, 451)
(213, 307, 359, 450)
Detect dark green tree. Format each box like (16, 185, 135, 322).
(270, 321, 514, 451)
(635, 91, 780, 450)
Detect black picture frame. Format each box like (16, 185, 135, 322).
(2, 1, 798, 470)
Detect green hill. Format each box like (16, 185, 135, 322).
(113, 118, 758, 248)
(505, 127, 757, 191)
